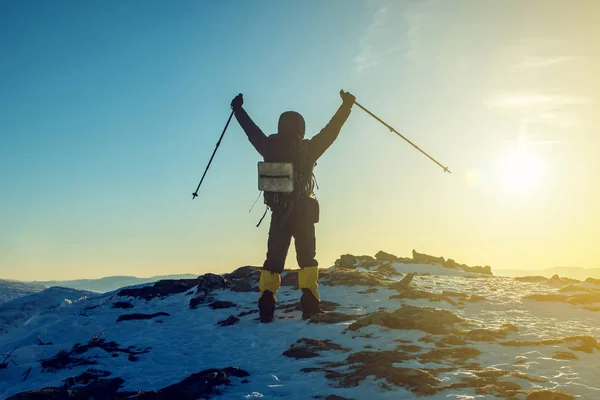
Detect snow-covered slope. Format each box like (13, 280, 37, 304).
(0, 279, 45, 304)
(32, 273, 199, 293)
(0, 287, 97, 335)
(0, 259, 599, 399)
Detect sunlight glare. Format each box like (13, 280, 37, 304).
(498, 150, 543, 194)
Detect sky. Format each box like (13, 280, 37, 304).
(1, 0, 599, 281)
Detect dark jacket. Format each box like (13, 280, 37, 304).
(234, 103, 352, 206)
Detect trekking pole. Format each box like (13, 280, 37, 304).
(192, 98, 239, 199)
(342, 90, 451, 174)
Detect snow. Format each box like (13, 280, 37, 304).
(0, 279, 45, 304)
(0, 264, 599, 399)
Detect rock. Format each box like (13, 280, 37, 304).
(309, 312, 358, 324)
(418, 347, 481, 364)
(356, 255, 375, 262)
(585, 277, 600, 285)
(412, 249, 445, 265)
(217, 315, 239, 327)
(375, 251, 399, 261)
(463, 324, 518, 342)
(118, 278, 201, 301)
(314, 350, 439, 395)
(462, 265, 493, 275)
(526, 390, 575, 400)
(524, 293, 600, 305)
(553, 351, 578, 360)
(223, 266, 261, 292)
(376, 263, 401, 275)
(336, 254, 359, 269)
(188, 274, 233, 308)
(320, 269, 393, 287)
(279, 300, 340, 314)
(113, 302, 134, 309)
(348, 305, 465, 335)
(134, 367, 249, 399)
(393, 272, 415, 289)
(515, 276, 549, 283)
(501, 335, 600, 353)
(280, 270, 299, 288)
(7, 378, 126, 400)
(283, 338, 349, 359)
(117, 312, 170, 322)
(208, 301, 237, 310)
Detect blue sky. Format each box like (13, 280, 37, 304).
(2, 1, 599, 280)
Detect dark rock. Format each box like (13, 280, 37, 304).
(501, 335, 600, 353)
(9, 367, 250, 400)
(515, 276, 549, 283)
(348, 305, 465, 335)
(283, 338, 349, 359)
(336, 254, 359, 269)
(463, 324, 518, 342)
(463, 265, 492, 275)
(553, 351, 578, 360)
(412, 249, 445, 265)
(40, 349, 97, 372)
(320, 269, 393, 287)
(223, 266, 261, 292)
(208, 301, 237, 310)
(117, 312, 170, 322)
(309, 312, 358, 324)
(392, 272, 415, 289)
(7, 378, 127, 400)
(237, 309, 259, 317)
(526, 390, 575, 400)
(375, 251, 399, 261)
(134, 367, 249, 399)
(524, 293, 600, 305)
(113, 302, 134, 309)
(281, 270, 299, 287)
(418, 347, 481, 364)
(217, 315, 240, 327)
(118, 278, 201, 301)
(376, 263, 401, 275)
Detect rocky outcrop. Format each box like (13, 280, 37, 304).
(117, 312, 169, 322)
(524, 293, 600, 305)
(412, 249, 445, 265)
(223, 266, 261, 292)
(117, 278, 201, 301)
(283, 338, 349, 359)
(348, 305, 465, 335)
(10, 367, 250, 400)
(217, 315, 239, 327)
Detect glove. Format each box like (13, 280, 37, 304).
(231, 93, 243, 111)
(340, 90, 356, 106)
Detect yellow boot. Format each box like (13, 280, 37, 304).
(258, 270, 280, 323)
(298, 266, 323, 320)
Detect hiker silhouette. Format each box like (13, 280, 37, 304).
(231, 90, 355, 322)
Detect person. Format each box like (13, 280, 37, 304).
(231, 90, 355, 323)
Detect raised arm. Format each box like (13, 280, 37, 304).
(308, 91, 355, 160)
(231, 94, 268, 157)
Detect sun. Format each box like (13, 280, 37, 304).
(497, 149, 543, 193)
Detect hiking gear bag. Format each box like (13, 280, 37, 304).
(258, 162, 294, 193)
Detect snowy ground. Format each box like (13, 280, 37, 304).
(0, 261, 599, 399)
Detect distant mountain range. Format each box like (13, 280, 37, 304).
(495, 267, 600, 280)
(0, 279, 46, 303)
(31, 274, 199, 294)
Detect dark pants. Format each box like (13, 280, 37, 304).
(263, 198, 319, 274)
